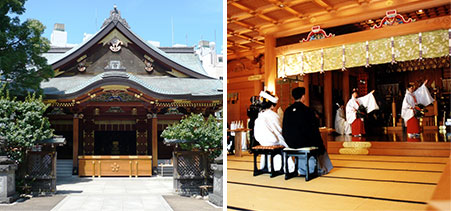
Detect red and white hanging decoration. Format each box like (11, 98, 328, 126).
(371, 10, 415, 29)
(301, 26, 335, 42)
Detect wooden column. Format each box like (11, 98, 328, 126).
(302, 74, 310, 106)
(324, 71, 333, 128)
(152, 115, 158, 168)
(72, 114, 79, 172)
(392, 99, 397, 127)
(264, 35, 276, 93)
(343, 70, 350, 103)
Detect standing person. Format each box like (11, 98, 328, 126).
(247, 96, 261, 152)
(346, 88, 379, 137)
(335, 103, 352, 135)
(254, 91, 292, 171)
(401, 80, 433, 138)
(282, 87, 333, 175)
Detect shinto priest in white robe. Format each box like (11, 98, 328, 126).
(335, 106, 351, 135)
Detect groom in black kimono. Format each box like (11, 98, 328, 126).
(282, 87, 332, 175)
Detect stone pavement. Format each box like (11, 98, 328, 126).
(1, 176, 221, 211)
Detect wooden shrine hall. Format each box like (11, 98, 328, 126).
(227, 0, 450, 210)
(41, 7, 222, 176)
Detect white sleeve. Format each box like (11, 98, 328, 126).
(413, 84, 434, 106)
(358, 92, 379, 113)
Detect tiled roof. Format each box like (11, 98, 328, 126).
(41, 72, 222, 100)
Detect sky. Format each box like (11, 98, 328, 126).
(18, 0, 223, 53)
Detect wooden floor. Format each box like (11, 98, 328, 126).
(227, 153, 449, 211)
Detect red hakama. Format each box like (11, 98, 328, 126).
(406, 117, 420, 134)
(351, 118, 365, 136)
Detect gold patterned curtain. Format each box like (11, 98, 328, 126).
(277, 29, 449, 77)
(369, 38, 391, 64)
(284, 54, 303, 76)
(394, 33, 419, 62)
(303, 50, 322, 73)
(324, 46, 342, 71)
(423, 29, 449, 58)
(345, 42, 366, 68)
(277, 56, 285, 77)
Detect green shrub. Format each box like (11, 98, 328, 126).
(161, 113, 222, 158)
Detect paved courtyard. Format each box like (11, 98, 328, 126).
(1, 176, 220, 211)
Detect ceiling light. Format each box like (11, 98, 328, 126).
(367, 19, 374, 24)
(416, 9, 424, 14)
(279, 4, 284, 8)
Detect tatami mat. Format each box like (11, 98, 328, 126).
(227, 154, 448, 210)
(228, 183, 427, 211)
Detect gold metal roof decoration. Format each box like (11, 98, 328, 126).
(301, 26, 335, 42)
(371, 10, 415, 29)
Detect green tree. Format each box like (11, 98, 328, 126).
(0, 86, 54, 164)
(0, 0, 53, 96)
(161, 113, 223, 159)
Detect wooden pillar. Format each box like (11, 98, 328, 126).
(343, 70, 350, 103)
(433, 96, 438, 126)
(302, 74, 310, 106)
(72, 114, 79, 172)
(264, 35, 276, 93)
(392, 99, 397, 127)
(324, 71, 333, 128)
(152, 115, 158, 168)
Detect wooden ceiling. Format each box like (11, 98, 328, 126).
(227, 0, 450, 59)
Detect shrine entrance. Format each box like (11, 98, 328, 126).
(94, 131, 136, 155)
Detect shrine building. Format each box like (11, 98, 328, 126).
(41, 7, 223, 176)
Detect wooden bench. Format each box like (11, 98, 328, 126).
(283, 147, 320, 181)
(252, 145, 285, 178)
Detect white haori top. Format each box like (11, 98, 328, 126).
(335, 107, 352, 135)
(401, 84, 434, 124)
(254, 109, 287, 147)
(346, 92, 379, 124)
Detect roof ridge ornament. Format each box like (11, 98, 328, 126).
(102, 5, 130, 29)
(300, 26, 335, 42)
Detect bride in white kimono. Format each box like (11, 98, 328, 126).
(346, 89, 379, 136)
(254, 91, 294, 172)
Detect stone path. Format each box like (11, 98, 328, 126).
(51, 176, 174, 211)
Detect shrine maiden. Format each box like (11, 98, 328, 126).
(346, 89, 379, 136)
(401, 80, 433, 138)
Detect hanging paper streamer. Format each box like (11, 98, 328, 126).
(419, 32, 423, 60)
(365, 41, 370, 67)
(320, 48, 324, 73)
(342, 45, 346, 71)
(391, 37, 396, 64)
(449, 29, 451, 56)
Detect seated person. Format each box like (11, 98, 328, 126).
(254, 91, 293, 171)
(282, 87, 333, 175)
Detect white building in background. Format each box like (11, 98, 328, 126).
(50, 23, 77, 48)
(195, 40, 223, 79)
